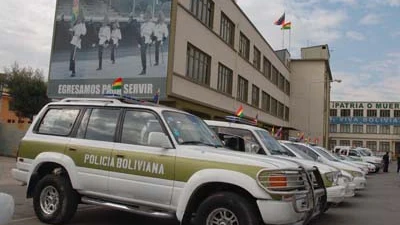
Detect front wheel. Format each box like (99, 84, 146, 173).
(33, 174, 78, 224)
(194, 192, 260, 225)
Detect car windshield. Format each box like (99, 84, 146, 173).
(357, 149, 370, 156)
(162, 111, 223, 147)
(254, 130, 291, 155)
(282, 143, 314, 160)
(311, 146, 339, 161)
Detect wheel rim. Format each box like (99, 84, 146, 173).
(206, 208, 239, 225)
(40, 186, 60, 215)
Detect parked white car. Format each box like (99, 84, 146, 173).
(280, 141, 355, 200)
(0, 193, 14, 225)
(205, 119, 346, 210)
(286, 143, 367, 190)
(333, 146, 383, 172)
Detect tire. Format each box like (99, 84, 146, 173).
(193, 192, 260, 225)
(33, 174, 78, 224)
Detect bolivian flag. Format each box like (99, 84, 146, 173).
(112, 77, 123, 90)
(281, 22, 291, 30)
(235, 105, 244, 117)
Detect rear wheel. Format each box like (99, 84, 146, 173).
(33, 174, 78, 224)
(194, 192, 260, 225)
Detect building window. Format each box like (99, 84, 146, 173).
(261, 91, 270, 113)
(190, 0, 214, 28)
(340, 124, 350, 133)
(186, 43, 211, 85)
(366, 125, 377, 134)
(367, 109, 377, 117)
(379, 142, 390, 152)
(366, 141, 377, 151)
(271, 66, 278, 85)
(329, 139, 337, 150)
(285, 106, 289, 121)
(339, 140, 351, 146)
(253, 46, 261, 70)
(352, 141, 363, 147)
(394, 110, 400, 117)
(217, 63, 233, 95)
(329, 124, 337, 133)
(239, 32, 250, 60)
(270, 97, 278, 116)
(380, 110, 390, 117)
(278, 74, 285, 91)
(237, 75, 248, 103)
(380, 125, 390, 134)
(330, 109, 337, 117)
(263, 57, 271, 79)
(353, 109, 363, 117)
(220, 12, 234, 46)
(353, 125, 363, 133)
(278, 102, 284, 119)
(285, 80, 290, 96)
(394, 126, 400, 134)
(340, 109, 351, 117)
(251, 85, 260, 107)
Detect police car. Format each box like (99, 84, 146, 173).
(13, 97, 319, 225)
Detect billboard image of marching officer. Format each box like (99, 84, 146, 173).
(48, 0, 171, 99)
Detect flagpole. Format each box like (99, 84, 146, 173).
(282, 29, 284, 49)
(289, 28, 291, 53)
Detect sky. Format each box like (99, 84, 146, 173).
(0, 0, 399, 101)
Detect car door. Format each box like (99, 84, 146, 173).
(67, 107, 121, 195)
(109, 108, 175, 205)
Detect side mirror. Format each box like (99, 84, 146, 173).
(148, 132, 173, 149)
(317, 156, 323, 162)
(0, 193, 14, 225)
(249, 143, 260, 154)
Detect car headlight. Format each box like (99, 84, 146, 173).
(323, 171, 340, 187)
(349, 170, 364, 177)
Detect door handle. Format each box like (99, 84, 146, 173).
(68, 147, 77, 152)
(116, 154, 125, 158)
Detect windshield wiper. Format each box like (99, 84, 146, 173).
(180, 141, 220, 148)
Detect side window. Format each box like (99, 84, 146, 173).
(121, 110, 165, 146)
(77, 108, 120, 142)
(294, 144, 319, 160)
(218, 133, 245, 152)
(349, 150, 359, 157)
(38, 108, 80, 136)
(218, 127, 257, 143)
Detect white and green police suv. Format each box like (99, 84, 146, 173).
(13, 98, 319, 225)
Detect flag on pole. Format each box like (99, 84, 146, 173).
(253, 113, 258, 124)
(275, 127, 283, 138)
(274, 13, 285, 25)
(281, 22, 291, 30)
(153, 88, 160, 104)
(112, 77, 123, 90)
(298, 132, 304, 141)
(235, 105, 244, 117)
(271, 126, 275, 136)
(71, 0, 80, 24)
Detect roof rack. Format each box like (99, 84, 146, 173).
(59, 94, 158, 106)
(60, 98, 122, 104)
(225, 116, 257, 126)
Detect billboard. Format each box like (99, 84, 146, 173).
(48, 0, 172, 99)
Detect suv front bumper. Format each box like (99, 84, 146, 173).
(326, 185, 346, 204)
(257, 199, 307, 225)
(353, 177, 367, 190)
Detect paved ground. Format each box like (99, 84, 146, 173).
(1, 156, 400, 225)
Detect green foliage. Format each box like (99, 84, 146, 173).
(4, 63, 49, 119)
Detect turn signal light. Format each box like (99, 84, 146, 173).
(268, 176, 287, 187)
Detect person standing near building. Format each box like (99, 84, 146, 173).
(110, 21, 122, 64)
(153, 11, 168, 66)
(397, 154, 400, 173)
(69, 14, 87, 77)
(97, 16, 111, 71)
(138, 11, 155, 75)
(383, 151, 389, 172)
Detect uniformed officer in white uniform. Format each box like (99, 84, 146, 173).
(97, 16, 111, 71)
(110, 21, 122, 64)
(138, 11, 155, 75)
(153, 11, 169, 66)
(69, 15, 87, 77)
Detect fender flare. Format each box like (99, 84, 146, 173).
(175, 168, 271, 221)
(29, 152, 81, 189)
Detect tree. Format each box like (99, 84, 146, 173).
(4, 63, 49, 119)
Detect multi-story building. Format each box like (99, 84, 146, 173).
(329, 101, 400, 155)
